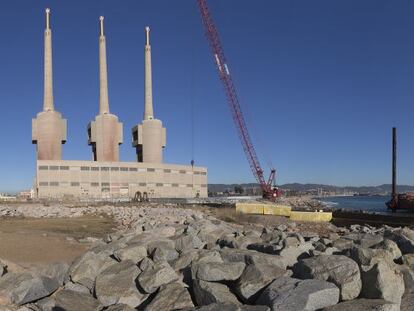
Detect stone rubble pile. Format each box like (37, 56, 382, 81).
(0, 206, 413, 310)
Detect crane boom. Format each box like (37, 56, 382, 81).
(197, 0, 279, 199)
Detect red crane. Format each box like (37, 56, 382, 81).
(197, 0, 281, 200)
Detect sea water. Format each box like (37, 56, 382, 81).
(318, 195, 389, 213)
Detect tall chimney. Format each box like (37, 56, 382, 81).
(144, 26, 154, 120)
(43, 8, 54, 111)
(392, 127, 397, 208)
(99, 16, 110, 114)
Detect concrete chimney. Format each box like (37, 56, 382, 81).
(132, 26, 166, 163)
(32, 8, 67, 160)
(88, 16, 123, 162)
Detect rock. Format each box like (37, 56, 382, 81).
(360, 259, 405, 303)
(151, 246, 180, 263)
(67, 251, 116, 290)
(235, 263, 290, 302)
(384, 227, 414, 254)
(293, 255, 361, 300)
(145, 282, 194, 311)
(174, 234, 204, 252)
(172, 250, 198, 271)
(105, 304, 136, 311)
(53, 290, 102, 311)
(402, 253, 414, 269)
(192, 262, 245, 282)
(113, 243, 147, 263)
(95, 260, 147, 308)
(256, 277, 339, 311)
(220, 249, 286, 270)
(189, 304, 270, 311)
(193, 279, 241, 306)
(137, 262, 179, 294)
(371, 239, 402, 260)
(278, 242, 314, 267)
(349, 246, 393, 266)
(323, 298, 400, 311)
(197, 250, 224, 264)
(396, 264, 414, 294)
(401, 292, 414, 311)
(139, 257, 155, 271)
(63, 281, 91, 294)
(332, 239, 354, 251)
(0, 272, 60, 305)
(0, 263, 6, 277)
(36, 262, 69, 286)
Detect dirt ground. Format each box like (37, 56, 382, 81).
(0, 215, 116, 269)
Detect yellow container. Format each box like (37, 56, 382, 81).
(289, 211, 332, 222)
(235, 203, 264, 214)
(263, 205, 292, 216)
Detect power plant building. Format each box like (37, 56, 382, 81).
(33, 10, 207, 200)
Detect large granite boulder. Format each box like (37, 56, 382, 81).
(360, 259, 405, 303)
(193, 279, 241, 306)
(95, 260, 147, 308)
(323, 298, 400, 311)
(50, 290, 102, 311)
(192, 262, 246, 282)
(235, 263, 290, 302)
(0, 272, 60, 305)
(256, 277, 339, 311)
(293, 255, 361, 300)
(67, 251, 116, 290)
(371, 239, 402, 260)
(384, 227, 414, 254)
(113, 243, 147, 263)
(145, 282, 194, 311)
(137, 262, 179, 294)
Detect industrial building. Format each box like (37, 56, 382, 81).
(32, 9, 207, 200)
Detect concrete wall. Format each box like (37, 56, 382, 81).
(32, 111, 67, 160)
(35, 160, 207, 200)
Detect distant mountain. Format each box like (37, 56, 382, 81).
(208, 183, 414, 194)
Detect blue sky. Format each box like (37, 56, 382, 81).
(0, 0, 414, 191)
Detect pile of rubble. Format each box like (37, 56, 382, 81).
(0, 206, 413, 310)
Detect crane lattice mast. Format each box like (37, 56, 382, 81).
(197, 0, 279, 199)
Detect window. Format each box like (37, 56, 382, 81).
(81, 166, 90, 171)
(179, 170, 186, 174)
(39, 182, 48, 186)
(101, 167, 109, 171)
(91, 182, 99, 187)
(91, 167, 99, 171)
(147, 168, 155, 172)
(201, 172, 207, 176)
(111, 167, 119, 171)
(201, 184, 207, 187)
(172, 183, 179, 187)
(49, 166, 59, 170)
(120, 167, 128, 172)
(60, 166, 69, 170)
(194, 171, 200, 175)
(139, 182, 146, 187)
(129, 167, 138, 172)
(187, 184, 193, 187)
(101, 182, 110, 187)
(156, 183, 163, 187)
(39, 166, 48, 170)
(163, 169, 171, 173)
(50, 182, 59, 186)
(71, 182, 80, 187)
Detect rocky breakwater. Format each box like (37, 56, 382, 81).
(0, 205, 413, 310)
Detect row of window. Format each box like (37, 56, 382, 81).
(38, 165, 206, 175)
(38, 181, 207, 188)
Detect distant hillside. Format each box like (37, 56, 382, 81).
(208, 183, 414, 194)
